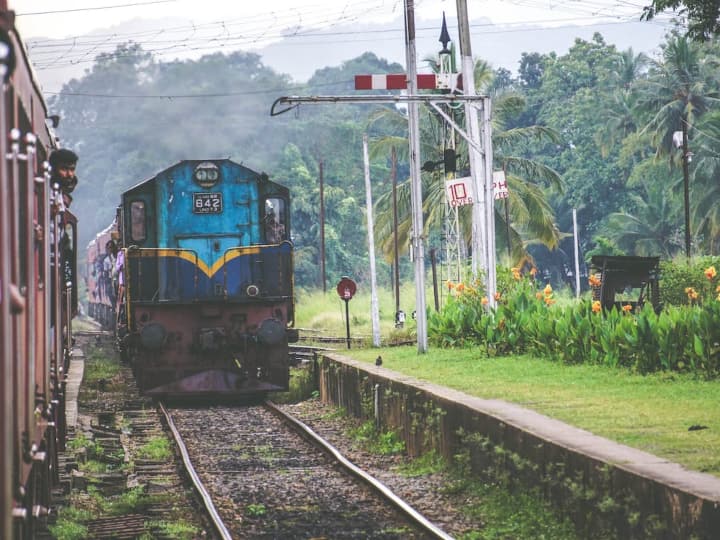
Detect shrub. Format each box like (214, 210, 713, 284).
(429, 266, 720, 378)
(659, 256, 720, 306)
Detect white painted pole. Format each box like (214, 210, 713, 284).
(481, 96, 496, 302)
(573, 208, 580, 298)
(403, 0, 428, 352)
(456, 0, 496, 306)
(363, 134, 381, 347)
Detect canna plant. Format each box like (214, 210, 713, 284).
(429, 266, 720, 378)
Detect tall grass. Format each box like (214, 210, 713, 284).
(294, 282, 421, 338)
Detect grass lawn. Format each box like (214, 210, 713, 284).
(340, 345, 720, 477)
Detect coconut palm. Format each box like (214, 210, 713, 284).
(594, 48, 649, 157)
(602, 179, 682, 258)
(633, 35, 720, 256)
(634, 35, 719, 160)
(688, 109, 720, 253)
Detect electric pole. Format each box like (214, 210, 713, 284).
(404, 0, 428, 352)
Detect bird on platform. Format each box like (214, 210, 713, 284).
(375, 356, 382, 366)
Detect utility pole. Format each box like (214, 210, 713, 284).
(456, 0, 495, 304)
(319, 159, 326, 292)
(363, 134, 381, 347)
(681, 119, 691, 258)
(391, 147, 400, 318)
(404, 0, 428, 352)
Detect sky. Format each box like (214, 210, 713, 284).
(15, 0, 676, 89)
(16, 0, 665, 40)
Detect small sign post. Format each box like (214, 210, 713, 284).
(336, 276, 357, 349)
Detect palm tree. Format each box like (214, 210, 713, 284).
(633, 35, 720, 256)
(634, 36, 718, 158)
(595, 48, 649, 157)
(688, 109, 720, 253)
(602, 179, 682, 258)
(369, 56, 563, 269)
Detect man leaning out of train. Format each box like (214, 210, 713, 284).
(49, 148, 79, 207)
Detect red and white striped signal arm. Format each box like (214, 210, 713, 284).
(354, 73, 463, 92)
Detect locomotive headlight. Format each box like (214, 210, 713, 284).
(140, 322, 167, 350)
(193, 161, 220, 188)
(258, 318, 284, 346)
(246, 284, 260, 297)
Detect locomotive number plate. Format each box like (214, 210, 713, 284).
(193, 192, 223, 214)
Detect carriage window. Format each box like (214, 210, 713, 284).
(130, 201, 146, 242)
(264, 198, 286, 243)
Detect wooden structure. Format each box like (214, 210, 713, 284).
(590, 256, 661, 311)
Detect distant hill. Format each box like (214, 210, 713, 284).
(28, 13, 668, 92)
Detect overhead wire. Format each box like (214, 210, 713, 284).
(26, 0, 680, 93)
(28, 14, 676, 72)
(16, 0, 177, 16)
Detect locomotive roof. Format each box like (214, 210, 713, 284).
(123, 158, 276, 193)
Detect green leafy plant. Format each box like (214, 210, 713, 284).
(246, 503, 267, 517)
(429, 265, 720, 378)
(138, 437, 172, 461)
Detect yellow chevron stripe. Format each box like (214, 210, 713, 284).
(126, 247, 262, 278)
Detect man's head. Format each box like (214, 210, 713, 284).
(49, 148, 79, 193)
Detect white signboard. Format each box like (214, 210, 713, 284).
(445, 177, 473, 207)
(493, 170, 509, 200)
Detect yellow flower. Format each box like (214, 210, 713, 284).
(535, 292, 543, 300)
(456, 282, 465, 292)
(511, 267, 521, 280)
(588, 274, 602, 287)
(529, 267, 538, 277)
(591, 300, 601, 313)
(544, 296, 555, 306)
(446, 280, 455, 290)
(494, 292, 502, 301)
(705, 266, 717, 280)
(685, 287, 699, 300)
(716, 284, 720, 293)
(481, 296, 489, 306)
(622, 304, 633, 313)
(543, 284, 553, 296)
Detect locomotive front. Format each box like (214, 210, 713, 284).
(117, 159, 296, 397)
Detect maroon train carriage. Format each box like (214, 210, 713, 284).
(85, 222, 118, 329)
(0, 6, 78, 539)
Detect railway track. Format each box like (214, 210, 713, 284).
(160, 401, 454, 539)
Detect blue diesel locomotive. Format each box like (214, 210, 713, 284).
(115, 159, 297, 397)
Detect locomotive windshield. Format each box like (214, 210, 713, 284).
(130, 201, 146, 243)
(264, 198, 287, 243)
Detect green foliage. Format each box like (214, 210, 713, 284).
(150, 520, 201, 539)
(48, 518, 89, 540)
(430, 266, 720, 377)
(137, 436, 172, 461)
(642, 0, 720, 40)
(348, 420, 405, 455)
(246, 503, 267, 517)
(103, 486, 150, 515)
(398, 450, 446, 477)
(659, 256, 720, 305)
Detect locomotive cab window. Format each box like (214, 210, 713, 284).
(130, 201, 146, 243)
(264, 198, 286, 243)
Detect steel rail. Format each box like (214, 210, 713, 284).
(264, 400, 455, 540)
(158, 402, 233, 540)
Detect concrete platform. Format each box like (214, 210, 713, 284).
(318, 352, 720, 538)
